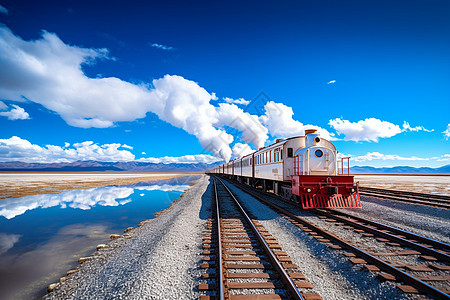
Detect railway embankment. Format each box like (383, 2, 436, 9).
(44, 175, 211, 300)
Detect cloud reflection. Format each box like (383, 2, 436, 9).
(0, 233, 21, 254)
(0, 184, 190, 219)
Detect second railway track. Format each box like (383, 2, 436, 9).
(219, 176, 450, 299)
(359, 187, 450, 209)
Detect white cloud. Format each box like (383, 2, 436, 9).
(215, 103, 268, 151)
(0, 100, 7, 110)
(259, 101, 336, 140)
(443, 124, 450, 140)
(149, 43, 175, 51)
(223, 97, 250, 105)
(402, 121, 433, 133)
(0, 136, 135, 163)
(351, 152, 430, 162)
(329, 118, 402, 142)
(0, 104, 30, 120)
(0, 5, 8, 14)
(138, 154, 222, 164)
(232, 143, 255, 159)
(327, 80, 336, 84)
(121, 144, 133, 150)
(0, 25, 267, 161)
(438, 154, 450, 161)
(141, 151, 146, 155)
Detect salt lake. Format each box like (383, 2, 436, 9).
(0, 175, 199, 300)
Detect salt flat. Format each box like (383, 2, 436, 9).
(354, 175, 450, 195)
(0, 172, 197, 199)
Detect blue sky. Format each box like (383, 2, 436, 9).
(0, 0, 449, 167)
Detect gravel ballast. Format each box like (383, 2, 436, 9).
(340, 195, 450, 244)
(222, 179, 412, 300)
(44, 175, 212, 300)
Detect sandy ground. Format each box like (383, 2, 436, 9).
(354, 175, 450, 195)
(0, 172, 201, 199)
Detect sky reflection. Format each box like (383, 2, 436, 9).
(0, 176, 196, 300)
(0, 184, 191, 219)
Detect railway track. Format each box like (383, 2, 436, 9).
(221, 177, 450, 299)
(359, 187, 450, 209)
(199, 177, 322, 300)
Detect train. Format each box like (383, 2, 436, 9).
(206, 129, 361, 209)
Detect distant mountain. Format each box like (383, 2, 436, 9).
(0, 161, 223, 172)
(350, 164, 450, 174)
(0, 161, 449, 174)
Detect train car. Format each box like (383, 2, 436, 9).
(207, 129, 360, 209)
(233, 159, 242, 178)
(241, 154, 254, 184)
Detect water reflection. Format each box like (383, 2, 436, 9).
(0, 184, 190, 219)
(0, 176, 197, 300)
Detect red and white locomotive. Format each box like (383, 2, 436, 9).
(207, 129, 361, 209)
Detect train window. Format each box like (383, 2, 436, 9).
(280, 149, 283, 160)
(287, 147, 293, 157)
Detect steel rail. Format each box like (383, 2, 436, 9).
(212, 179, 225, 300)
(311, 209, 450, 263)
(359, 188, 450, 209)
(215, 177, 304, 300)
(326, 209, 450, 252)
(359, 187, 450, 201)
(225, 178, 450, 300)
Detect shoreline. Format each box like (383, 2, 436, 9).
(0, 172, 202, 199)
(43, 174, 209, 299)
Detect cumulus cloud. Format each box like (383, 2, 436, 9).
(0, 25, 263, 161)
(327, 80, 336, 84)
(0, 136, 135, 163)
(0, 104, 30, 120)
(232, 143, 255, 159)
(0, 136, 225, 164)
(121, 144, 133, 150)
(259, 101, 336, 140)
(402, 121, 433, 133)
(0, 5, 8, 14)
(438, 154, 450, 161)
(443, 124, 450, 140)
(223, 97, 250, 105)
(138, 154, 222, 164)
(351, 152, 430, 162)
(149, 43, 175, 51)
(329, 118, 402, 142)
(216, 103, 268, 150)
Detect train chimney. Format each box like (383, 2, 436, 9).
(305, 129, 320, 147)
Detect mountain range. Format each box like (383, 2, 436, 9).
(0, 161, 449, 174)
(0, 161, 223, 172)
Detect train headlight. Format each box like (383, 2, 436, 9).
(306, 188, 312, 193)
(315, 149, 323, 158)
(350, 188, 355, 193)
(315, 137, 321, 143)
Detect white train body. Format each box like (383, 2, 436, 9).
(207, 129, 361, 209)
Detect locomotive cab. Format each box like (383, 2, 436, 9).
(291, 129, 361, 209)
